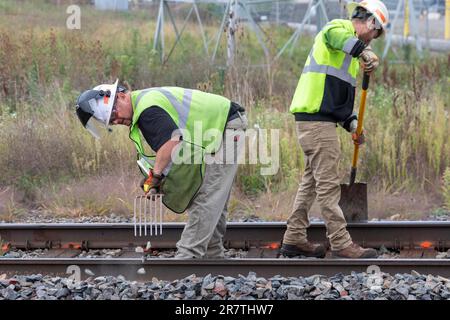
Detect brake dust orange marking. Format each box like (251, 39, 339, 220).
(420, 241, 433, 249)
(263, 243, 280, 250)
(62, 242, 82, 250)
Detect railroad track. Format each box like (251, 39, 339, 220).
(2, 221, 450, 250)
(1, 221, 450, 281)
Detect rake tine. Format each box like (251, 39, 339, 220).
(148, 195, 153, 236)
(139, 196, 142, 237)
(150, 194, 153, 236)
(151, 196, 154, 235)
(150, 194, 157, 236)
(144, 196, 147, 236)
(151, 194, 155, 236)
(149, 194, 153, 236)
(154, 195, 158, 236)
(133, 197, 137, 237)
(159, 195, 163, 235)
(148, 196, 151, 236)
(151, 196, 154, 236)
(153, 195, 156, 235)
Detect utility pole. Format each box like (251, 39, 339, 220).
(227, 0, 237, 67)
(403, 0, 410, 38)
(446, 0, 450, 40)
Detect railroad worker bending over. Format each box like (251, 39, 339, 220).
(75, 82, 247, 259)
(280, 0, 389, 259)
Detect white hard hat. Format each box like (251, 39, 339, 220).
(75, 79, 119, 139)
(347, 0, 389, 31)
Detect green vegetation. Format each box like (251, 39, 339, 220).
(0, 0, 449, 219)
(444, 168, 450, 211)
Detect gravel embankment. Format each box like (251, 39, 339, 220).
(1, 271, 450, 300)
(2, 210, 448, 224)
(1, 248, 249, 259)
(0, 212, 307, 224)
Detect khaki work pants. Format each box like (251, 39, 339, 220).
(176, 114, 247, 258)
(283, 121, 352, 251)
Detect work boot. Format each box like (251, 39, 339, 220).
(280, 242, 326, 258)
(174, 252, 196, 259)
(332, 243, 378, 259)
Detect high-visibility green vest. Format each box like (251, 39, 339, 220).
(290, 19, 360, 117)
(129, 87, 231, 213)
(130, 87, 231, 156)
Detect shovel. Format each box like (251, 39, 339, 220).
(339, 73, 370, 222)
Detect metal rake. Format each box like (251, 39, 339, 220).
(133, 194, 164, 237)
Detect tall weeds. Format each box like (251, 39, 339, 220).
(0, 0, 449, 214)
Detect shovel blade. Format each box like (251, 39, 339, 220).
(339, 183, 368, 222)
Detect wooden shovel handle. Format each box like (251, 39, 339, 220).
(350, 73, 370, 184)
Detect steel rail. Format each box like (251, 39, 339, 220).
(1, 221, 450, 250)
(1, 258, 450, 281)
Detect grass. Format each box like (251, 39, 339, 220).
(443, 168, 450, 211)
(0, 0, 449, 220)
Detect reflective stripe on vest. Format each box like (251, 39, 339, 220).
(135, 88, 193, 130)
(130, 87, 231, 157)
(302, 51, 356, 87)
(342, 37, 359, 55)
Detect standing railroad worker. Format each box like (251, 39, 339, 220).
(75, 81, 247, 259)
(280, 0, 389, 259)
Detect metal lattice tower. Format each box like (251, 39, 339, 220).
(382, 0, 423, 59)
(151, 0, 448, 67)
(152, 0, 336, 67)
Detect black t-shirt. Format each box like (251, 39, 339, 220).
(138, 102, 244, 152)
(138, 107, 179, 152)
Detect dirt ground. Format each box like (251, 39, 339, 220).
(229, 186, 444, 222)
(0, 180, 445, 222)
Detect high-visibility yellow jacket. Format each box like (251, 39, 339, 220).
(291, 19, 366, 129)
